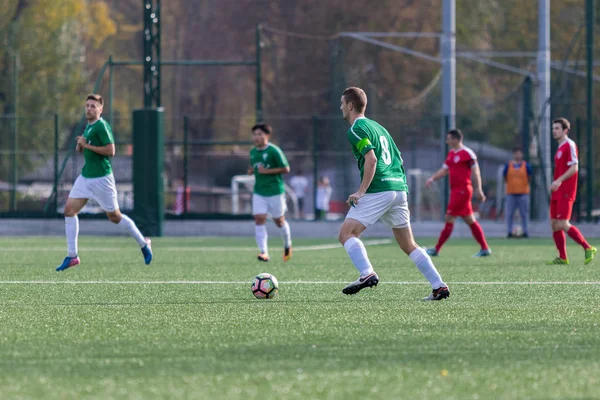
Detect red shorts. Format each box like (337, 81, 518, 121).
(550, 198, 573, 220)
(446, 188, 473, 217)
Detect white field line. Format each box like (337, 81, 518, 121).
(0, 281, 598, 285)
(0, 239, 393, 252)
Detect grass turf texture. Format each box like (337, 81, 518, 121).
(0, 236, 599, 399)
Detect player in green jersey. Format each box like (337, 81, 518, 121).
(247, 123, 292, 262)
(56, 94, 152, 271)
(338, 87, 449, 300)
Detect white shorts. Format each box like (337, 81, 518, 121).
(69, 174, 119, 212)
(346, 191, 410, 228)
(253, 193, 287, 218)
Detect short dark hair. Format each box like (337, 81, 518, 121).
(513, 146, 523, 153)
(86, 93, 103, 105)
(342, 87, 367, 113)
(552, 118, 570, 131)
(251, 123, 272, 135)
(447, 129, 463, 141)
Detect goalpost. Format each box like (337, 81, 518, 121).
(231, 175, 300, 218)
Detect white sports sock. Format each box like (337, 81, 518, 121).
(118, 214, 147, 247)
(255, 225, 268, 254)
(409, 247, 445, 289)
(279, 221, 292, 248)
(344, 237, 374, 278)
(65, 216, 79, 257)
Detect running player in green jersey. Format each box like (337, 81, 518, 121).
(247, 123, 292, 262)
(56, 94, 152, 271)
(338, 87, 449, 300)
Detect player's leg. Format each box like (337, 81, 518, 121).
(518, 195, 530, 237)
(339, 192, 391, 294)
(270, 194, 292, 262)
(56, 194, 88, 271)
(463, 213, 491, 257)
(93, 174, 152, 264)
(561, 200, 596, 263)
(426, 213, 456, 256)
(548, 200, 595, 264)
(253, 194, 270, 261)
(298, 197, 304, 219)
(338, 218, 378, 295)
(505, 194, 516, 237)
(382, 191, 448, 300)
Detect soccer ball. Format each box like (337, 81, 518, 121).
(512, 225, 523, 237)
(251, 273, 279, 299)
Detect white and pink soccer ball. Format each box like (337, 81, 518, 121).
(251, 273, 279, 299)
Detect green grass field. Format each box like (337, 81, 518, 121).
(0, 236, 599, 399)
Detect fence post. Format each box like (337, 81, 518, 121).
(312, 116, 319, 220)
(183, 115, 189, 215)
(53, 114, 60, 215)
(10, 52, 19, 212)
(255, 24, 263, 122)
(108, 55, 114, 125)
(576, 118, 581, 222)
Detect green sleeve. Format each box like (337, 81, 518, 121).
(272, 146, 289, 168)
(97, 121, 115, 146)
(347, 125, 375, 156)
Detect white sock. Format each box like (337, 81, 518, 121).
(255, 225, 268, 254)
(65, 216, 79, 257)
(409, 247, 445, 289)
(279, 221, 292, 248)
(344, 237, 374, 278)
(118, 214, 147, 247)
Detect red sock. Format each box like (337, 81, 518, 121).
(567, 226, 590, 249)
(435, 223, 454, 252)
(469, 221, 489, 250)
(553, 231, 568, 260)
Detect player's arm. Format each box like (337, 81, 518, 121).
(471, 163, 486, 201)
(551, 164, 578, 192)
(258, 166, 290, 175)
(348, 149, 376, 207)
(76, 136, 115, 157)
(426, 167, 448, 188)
(357, 149, 377, 194)
(258, 147, 290, 175)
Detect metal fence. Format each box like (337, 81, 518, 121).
(7, 113, 592, 221)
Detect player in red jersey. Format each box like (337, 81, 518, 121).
(546, 118, 596, 265)
(425, 129, 492, 257)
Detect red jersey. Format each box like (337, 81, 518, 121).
(442, 146, 478, 190)
(552, 138, 578, 201)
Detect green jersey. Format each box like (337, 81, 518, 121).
(81, 118, 114, 178)
(250, 143, 289, 196)
(347, 117, 408, 193)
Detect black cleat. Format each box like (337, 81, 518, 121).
(422, 286, 450, 301)
(342, 273, 379, 295)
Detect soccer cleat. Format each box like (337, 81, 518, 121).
(422, 286, 450, 301)
(342, 272, 379, 295)
(472, 249, 492, 258)
(545, 257, 570, 265)
(257, 253, 270, 262)
(425, 248, 439, 257)
(141, 238, 153, 265)
(283, 247, 292, 262)
(56, 256, 80, 272)
(584, 247, 596, 265)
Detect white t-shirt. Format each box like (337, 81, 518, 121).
(290, 175, 309, 199)
(316, 186, 332, 211)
